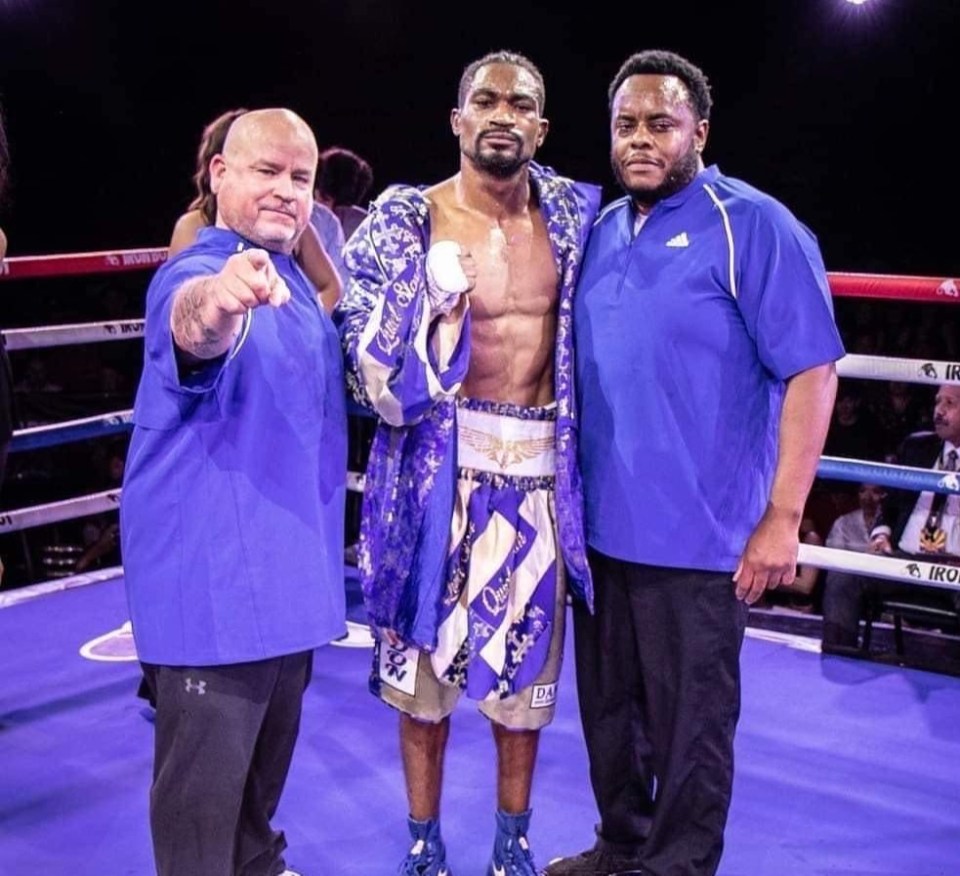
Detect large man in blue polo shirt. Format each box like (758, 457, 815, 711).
(546, 51, 844, 876)
(121, 108, 346, 876)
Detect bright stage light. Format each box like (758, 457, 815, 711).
(845, 0, 871, 5)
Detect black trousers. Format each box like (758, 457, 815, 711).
(572, 551, 748, 876)
(142, 651, 312, 876)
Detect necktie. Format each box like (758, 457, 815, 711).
(920, 448, 958, 553)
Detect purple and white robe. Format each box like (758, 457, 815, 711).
(336, 162, 600, 698)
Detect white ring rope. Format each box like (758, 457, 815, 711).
(0, 473, 367, 535)
(837, 353, 960, 385)
(0, 490, 121, 534)
(2, 250, 957, 602)
(799, 544, 960, 593)
(2, 320, 144, 351)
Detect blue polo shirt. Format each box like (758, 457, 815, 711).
(575, 165, 844, 571)
(121, 228, 347, 665)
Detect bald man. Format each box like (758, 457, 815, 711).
(121, 109, 348, 876)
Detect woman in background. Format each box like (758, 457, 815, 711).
(169, 108, 342, 312)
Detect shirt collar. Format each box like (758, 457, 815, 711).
(629, 164, 721, 223)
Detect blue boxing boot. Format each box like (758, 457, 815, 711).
(488, 808, 541, 876)
(398, 815, 452, 876)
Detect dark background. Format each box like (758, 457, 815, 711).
(1, 0, 958, 276)
(1, 0, 958, 601)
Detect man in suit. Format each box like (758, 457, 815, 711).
(822, 383, 960, 649)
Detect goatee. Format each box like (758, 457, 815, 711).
(613, 147, 701, 208)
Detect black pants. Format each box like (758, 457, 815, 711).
(572, 551, 748, 876)
(141, 651, 312, 876)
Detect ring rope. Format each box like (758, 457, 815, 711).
(837, 353, 960, 385)
(10, 410, 133, 452)
(817, 456, 960, 494)
(0, 473, 367, 535)
(3, 248, 958, 601)
(2, 320, 144, 351)
(0, 490, 121, 533)
(799, 544, 960, 593)
(26, 414, 959, 502)
(0, 565, 125, 610)
(827, 272, 959, 303)
(0, 248, 167, 280)
(1, 249, 956, 302)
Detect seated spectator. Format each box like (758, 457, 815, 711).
(822, 386, 960, 651)
(822, 381, 883, 463)
(873, 381, 930, 462)
(763, 514, 824, 613)
(826, 483, 886, 552)
(75, 521, 120, 573)
(819, 381, 885, 521)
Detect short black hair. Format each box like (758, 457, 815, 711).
(458, 50, 546, 113)
(608, 49, 712, 121)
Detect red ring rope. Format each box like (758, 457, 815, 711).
(827, 272, 959, 303)
(0, 248, 168, 280)
(1, 248, 957, 303)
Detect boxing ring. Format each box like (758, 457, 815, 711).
(1, 252, 959, 874)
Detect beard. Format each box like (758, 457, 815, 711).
(465, 134, 530, 179)
(612, 145, 701, 207)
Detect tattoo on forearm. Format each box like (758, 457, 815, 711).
(171, 278, 235, 359)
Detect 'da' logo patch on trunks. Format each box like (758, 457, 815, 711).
(530, 682, 557, 709)
(378, 641, 419, 696)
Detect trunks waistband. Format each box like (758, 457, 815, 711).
(456, 401, 556, 478)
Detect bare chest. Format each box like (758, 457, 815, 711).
(431, 211, 559, 320)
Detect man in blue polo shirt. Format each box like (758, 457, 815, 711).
(121, 108, 347, 876)
(546, 51, 844, 876)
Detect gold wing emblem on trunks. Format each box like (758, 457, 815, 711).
(459, 427, 553, 470)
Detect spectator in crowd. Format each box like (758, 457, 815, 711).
(307, 192, 346, 289)
(121, 108, 347, 876)
(818, 482, 887, 646)
(313, 146, 377, 561)
(873, 381, 930, 461)
(818, 381, 885, 524)
(168, 108, 249, 254)
(75, 444, 126, 574)
(827, 483, 887, 552)
(170, 107, 342, 312)
(765, 514, 825, 613)
(822, 386, 960, 651)
(315, 146, 374, 241)
(822, 381, 883, 463)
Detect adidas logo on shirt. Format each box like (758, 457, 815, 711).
(665, 232, 690, 248)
